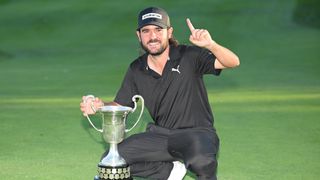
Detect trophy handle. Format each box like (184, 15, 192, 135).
(84, 95, 103, 133)
(125, 95, 145, 132)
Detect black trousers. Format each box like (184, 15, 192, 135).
(101, 124, 220, 180)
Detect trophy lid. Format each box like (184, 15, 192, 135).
(99, 105, 132, 113)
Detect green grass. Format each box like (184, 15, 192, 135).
(213, 90, 320, 179)
(1, 0, 320, 179)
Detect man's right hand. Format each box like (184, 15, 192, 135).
(80, 96, 104, 116)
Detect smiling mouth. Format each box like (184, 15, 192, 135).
(148, 42, 161, 48)
(148, 42, 159, 46)
(148, 39, 161, 44)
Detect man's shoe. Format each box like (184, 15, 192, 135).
(167, 161, 187, 180)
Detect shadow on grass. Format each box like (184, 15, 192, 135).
(0, 0, 10, 5)
(293, 0, 320, 28)
(0, 49, 14, 61)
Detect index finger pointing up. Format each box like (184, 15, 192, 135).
(186, 18, 195, 32)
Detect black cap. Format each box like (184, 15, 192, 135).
(137, 7, 170, 30)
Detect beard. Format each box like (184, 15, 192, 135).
(140, 39, 169, 56)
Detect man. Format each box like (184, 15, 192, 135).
(81, 7, 239, 180)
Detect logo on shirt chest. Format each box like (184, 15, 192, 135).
(171, 65, 181, 74)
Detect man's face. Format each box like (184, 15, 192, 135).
(137, 25, 173, 56)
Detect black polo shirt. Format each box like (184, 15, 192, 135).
(114, 45, 221, 129)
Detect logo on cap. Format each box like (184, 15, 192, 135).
(142, 13, 162, 20)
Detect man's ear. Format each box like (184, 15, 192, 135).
(136, 31, 141, 42)
(168, 27, 173, 39)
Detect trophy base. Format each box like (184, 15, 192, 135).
(97, 164, 132, 180)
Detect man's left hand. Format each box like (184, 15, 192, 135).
(186, 18, 215, 49)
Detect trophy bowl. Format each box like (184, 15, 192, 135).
(85, 95, 144, 180)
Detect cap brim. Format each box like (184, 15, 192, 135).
(137, 21, 168, 30)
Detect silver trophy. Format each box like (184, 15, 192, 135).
(85, 95, 144, 180)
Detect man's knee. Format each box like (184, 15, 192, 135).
(186, 154, 218, 177)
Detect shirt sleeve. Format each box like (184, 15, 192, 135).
(195, 48, 222, 76)
(114, 67, 138, 108)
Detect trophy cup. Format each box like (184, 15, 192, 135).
(84, 95, 144, 180)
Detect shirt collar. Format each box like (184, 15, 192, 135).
(139, 45, 182, 71)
